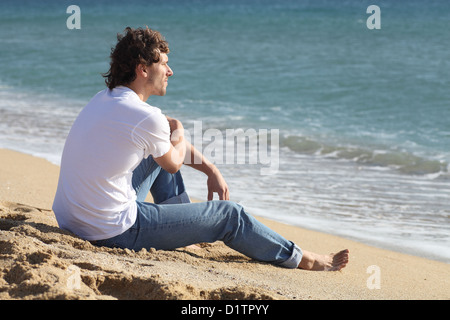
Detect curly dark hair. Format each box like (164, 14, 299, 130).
(102, 26, 170, 90)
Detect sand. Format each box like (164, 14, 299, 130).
(0, 148, 449, 300)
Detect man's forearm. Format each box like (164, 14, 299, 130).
(166, 116, 186, 170)
(166, 115, 218, 177)
(184, 139, 229, 200)
(184, 140, 217, 177)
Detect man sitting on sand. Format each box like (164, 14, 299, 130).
(52, 26, 348, 271)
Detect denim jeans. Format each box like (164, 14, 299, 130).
(93, 156, 302, 268)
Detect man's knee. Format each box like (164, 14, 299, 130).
(216, 200, 243, 215)
(214, 200, 250, 233)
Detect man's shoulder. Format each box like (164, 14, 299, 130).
(111, 87, 163, 113)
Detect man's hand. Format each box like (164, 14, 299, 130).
(207, 167, 230, 201)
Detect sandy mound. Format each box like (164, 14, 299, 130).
(0, 201, 285, 300)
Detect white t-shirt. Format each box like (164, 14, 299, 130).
(53, 86, 171, 240)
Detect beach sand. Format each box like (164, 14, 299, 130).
(0, 148, 449, 300)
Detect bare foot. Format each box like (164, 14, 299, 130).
(298, 249, 349, 271)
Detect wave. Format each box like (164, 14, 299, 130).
(281, 134, 449, 176)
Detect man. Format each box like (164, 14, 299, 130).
(53, 27, 348, 271)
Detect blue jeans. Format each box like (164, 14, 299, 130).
(93, 156, 302, 268)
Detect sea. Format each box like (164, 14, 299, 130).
(1, 0, 449, 263)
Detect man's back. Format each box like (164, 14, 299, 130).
(52, 86, 171, 240)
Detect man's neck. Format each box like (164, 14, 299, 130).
(125, 82, 150, 102)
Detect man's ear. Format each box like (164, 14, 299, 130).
(136, 63, 148, 78)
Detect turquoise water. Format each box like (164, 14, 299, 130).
(1, 0, 449, 262)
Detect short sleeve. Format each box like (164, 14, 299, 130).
(131, 109, 171, 159)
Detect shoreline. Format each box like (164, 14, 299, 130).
(0, 147, 449, 300)
(3, 145, 449, 264)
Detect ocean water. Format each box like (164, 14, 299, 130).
(1, 0, 449, 262)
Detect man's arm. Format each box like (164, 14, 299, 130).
(165, 116, 229, 201)
(184, 139, 230, 201)
(153, 117, 186, 174)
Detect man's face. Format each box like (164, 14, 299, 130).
(146, 53, 173, 96)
